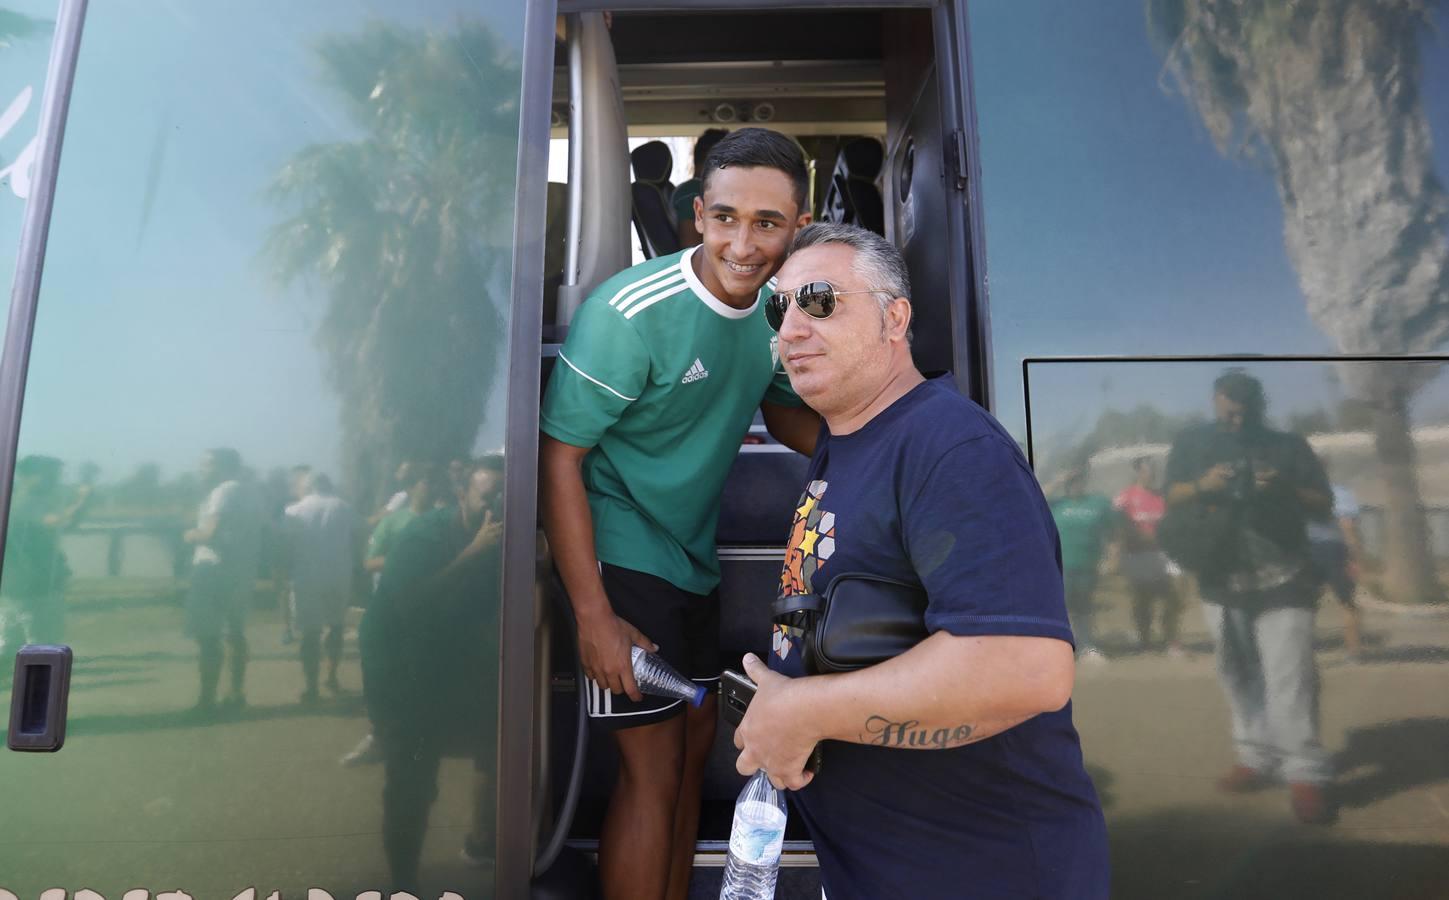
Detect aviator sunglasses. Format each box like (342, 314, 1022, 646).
(765, 281, 889, 332)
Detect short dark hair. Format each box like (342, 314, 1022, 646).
(692, 128, 729, 173)
(1214, 368, 1267, 424)
(701, 127, 809, 212)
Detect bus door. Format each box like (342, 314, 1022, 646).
(0, 2, 553, 897)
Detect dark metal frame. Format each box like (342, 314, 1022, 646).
(496, 0, 559, 894)
(928, 0, 991, 409)
(0, 0, 89, 607)
(1020, 354, 1449, 469)
(944, 0, 993, 410)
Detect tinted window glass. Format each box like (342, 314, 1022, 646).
(1025, 358, 1449, 897)
(0, 2, 525, 895)
(972, 2, 1449, 441)
(975, 4, 1449, 893)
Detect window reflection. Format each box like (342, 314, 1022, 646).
(362, 457, 503, 885)
(972, 2, 1449, 443)
(1029, 359, 1449, 895)
(0, 4, 523, 896)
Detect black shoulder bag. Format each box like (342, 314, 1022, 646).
(770, 572, 930, 675)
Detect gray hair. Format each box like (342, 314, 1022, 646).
(791, 222, 911, 302)
(789, 223, 912, 338)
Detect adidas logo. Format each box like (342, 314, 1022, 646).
(681, 358, 710, 384)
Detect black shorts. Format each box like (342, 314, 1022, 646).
(587, 563, 720, 730)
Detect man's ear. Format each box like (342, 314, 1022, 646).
(887, 297, 913, 341)
(694, 196, 705, 231)
(796, 212, 813, 227)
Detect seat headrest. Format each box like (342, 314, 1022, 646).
(631, 141, 674, 184)
(839, 138, 884, 180)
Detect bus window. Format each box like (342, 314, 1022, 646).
(974, 1, 1449, 894)
(0, 2, 530, 895)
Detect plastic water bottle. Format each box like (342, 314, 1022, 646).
(719, 769, 787, 899)
(631, 645, 706, 706)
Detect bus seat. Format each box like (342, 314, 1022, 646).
(822, 137, 885, 235)
(630, 140, 682, 258)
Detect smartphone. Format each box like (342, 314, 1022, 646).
(720, 668, 756, 728)
(719, 667, 822, 774)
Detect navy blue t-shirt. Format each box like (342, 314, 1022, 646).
(770, 376, 1109, 900)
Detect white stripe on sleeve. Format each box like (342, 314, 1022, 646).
(557, 351, 640, 402)
(608, 266, 680, 307)
(617, 273, 685, 315)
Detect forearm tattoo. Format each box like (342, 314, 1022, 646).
(861, 715, 983, 750)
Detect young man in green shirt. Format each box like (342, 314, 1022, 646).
(540, 128, 818, 900)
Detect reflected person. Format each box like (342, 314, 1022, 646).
(183, 448, 266, 714)
(1307, 483, 1365, 662)
(283, 471, 362, 703)
(369, 459, 416, 527)
(1045, 462, 1120, 663)
(278, 464, 313, 645)
(359, 457, 503, 888)
(341, 462, 447, 768)
(1162, 370, 1335, 824)
(1114, 456, 1186, 656)
(0, 456, 89, 667)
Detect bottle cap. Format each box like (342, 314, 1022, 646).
(690, 683, 707, 707)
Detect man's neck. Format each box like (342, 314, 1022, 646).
(823, 361, 926, 436)
(690, 246, 757, 310)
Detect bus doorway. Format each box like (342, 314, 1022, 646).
(535, 5, 981, 896)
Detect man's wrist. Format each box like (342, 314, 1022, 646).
(796, 673, 850, 743)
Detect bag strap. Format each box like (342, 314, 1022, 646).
(771, 593, 823, 619)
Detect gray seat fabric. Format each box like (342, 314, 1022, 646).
(630, 141, 681, 258)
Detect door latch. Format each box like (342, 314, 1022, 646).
(8, 644, 73, 752)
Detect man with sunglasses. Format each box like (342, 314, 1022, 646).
(735, 223, 1109, 899)
(539, 127, 819, 900)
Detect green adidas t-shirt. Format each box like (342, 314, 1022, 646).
(541, 246, 802, 593)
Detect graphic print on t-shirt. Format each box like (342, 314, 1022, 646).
(775, 479, 836, 661)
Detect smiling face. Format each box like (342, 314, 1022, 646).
(773, 243, 911, 419)
(692, 165, 808, 307)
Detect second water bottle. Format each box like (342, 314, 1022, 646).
(631, 645, 706, 707)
